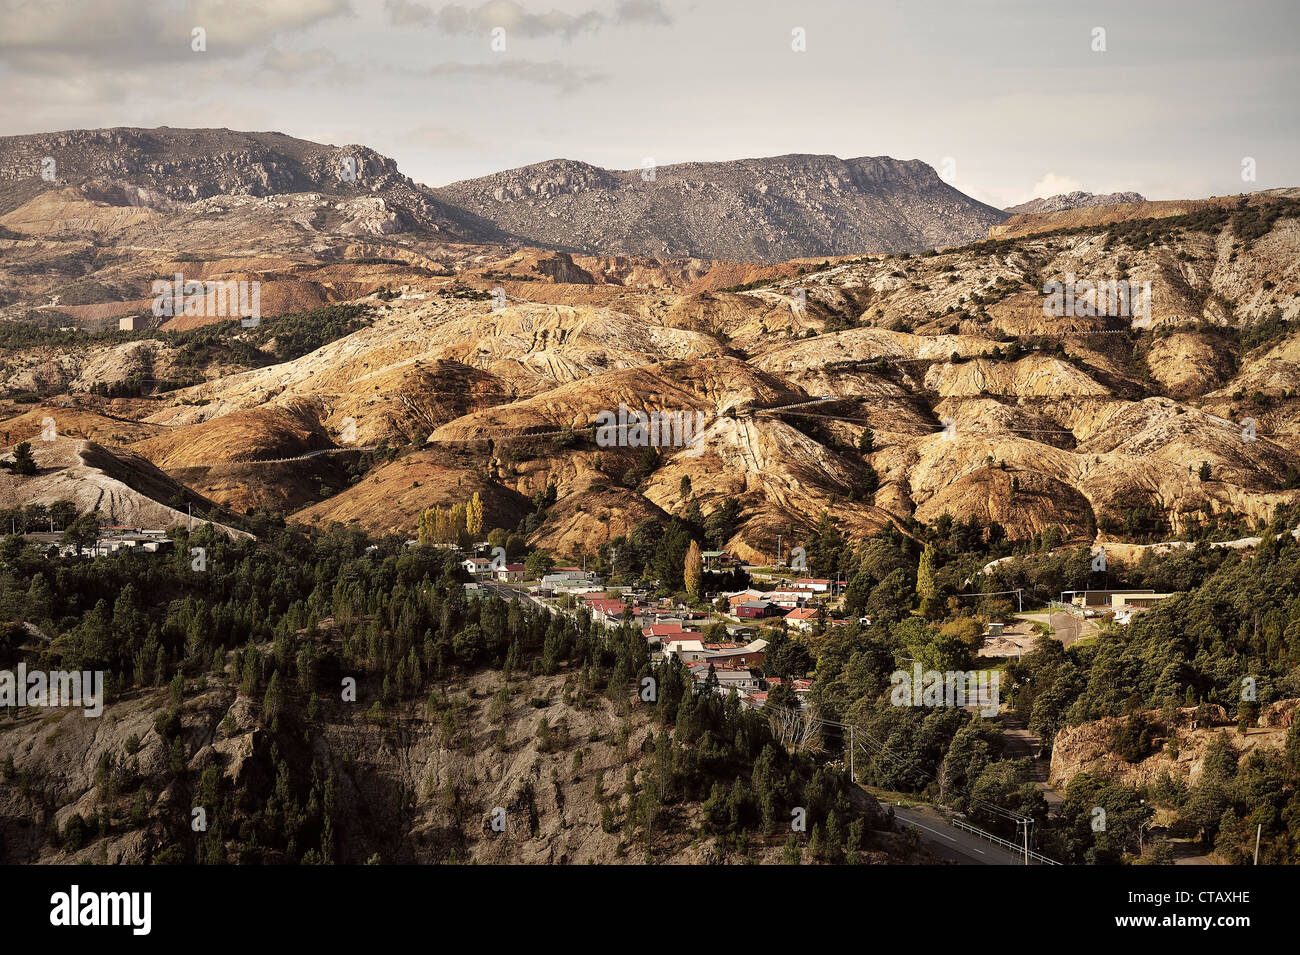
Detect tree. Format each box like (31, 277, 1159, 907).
(916, 545, 942, 619)
(48, 499, 77, 529)
(10, 442, 36, 476)
(449, 502, 469, 546)
(62, 512, 100, 555)
(861, 464, 879, 499)
(1198, 461, 1211, 482)
(525, 550, 555, 580)
(684, 540, 703, 601)
(417, 507, 436, 546)
(466, 493, 484, 538)
(782, 834, 802, 864)
(263, 669, 284, 723)
(858, 427, 874, 454)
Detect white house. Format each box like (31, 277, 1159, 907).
(793, 578, 831, 593)
(663, 638, 709, 663)
(784, 607, 819, 631)
(494, 563, 525, 582)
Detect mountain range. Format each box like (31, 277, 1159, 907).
(1, 128, 1007, 260)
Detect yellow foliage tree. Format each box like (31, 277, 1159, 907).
(684, 540, 703, 601)
(450, 502, 468, 546)
(417, 507, 436, 546)
(467, 492, 484, 538)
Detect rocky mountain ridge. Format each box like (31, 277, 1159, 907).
(0, 130, 1009, 259)
(1005, 190, 1146, 215)
(434, 154, 1009, 261)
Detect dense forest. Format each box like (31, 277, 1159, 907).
(0, 517, 882, 864)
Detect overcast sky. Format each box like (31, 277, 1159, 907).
(2, 0, 1296, 207)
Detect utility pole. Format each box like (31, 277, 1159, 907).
(1254, 824, 1261, 864)
(776, 534, 783, 568)
(848, 724, 855, 783)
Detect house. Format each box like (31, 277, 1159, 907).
(735, 599, 780, 619)
(724, 589, 766, 609)
(1110, 592, 1176, 624)
(584, 597, 629, 627)
(53, 533, 176, 558)
(118, 315, 150, 331)
(701, 550, 735, 569)
(643, 624, 694, 649)
(1110, 592, 1174, 610)
(541, 569, 595, 585)
(1066, 588, 1154, 608)
(493, 563, 525, 582)
(705, 638, 768, 667)
(784, 607, 820, 631)
(464, 557, 493, 575)
(765, 586, 821, 608)
(793, 578, 832, 593)
(541, 571, 604, 593)
(688, 663, 762, 695)
(663, 638, 710, 663)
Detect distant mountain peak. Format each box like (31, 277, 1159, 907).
(1005, 190, 1146, 215)
(435, 153, 1007, 261)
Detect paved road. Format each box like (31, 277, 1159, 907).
(890, 804, 1028, 866)
(1016, 610, 1098, 648)
(480, 580, 540, 606)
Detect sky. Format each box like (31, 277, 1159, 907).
(1, 0, 1297, 208)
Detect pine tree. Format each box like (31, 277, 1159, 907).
(11, 441, 36, 476)
(263, 669, 284, 722)
(783, 834, 802, 865)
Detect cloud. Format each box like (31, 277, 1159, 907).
(612, 1, 671, 27)
(429, 58, 606, 92)
(257, 46, 340, 75)
(386, 0, 670, 38)
(383, 0, 436, 26)
(0, 0, 352, 68)
(189, 0, 354, 45)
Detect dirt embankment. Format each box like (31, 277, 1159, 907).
(1048, 700, 1296, 790)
